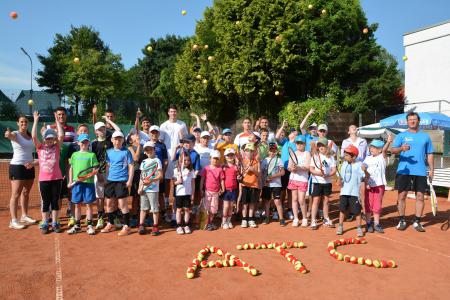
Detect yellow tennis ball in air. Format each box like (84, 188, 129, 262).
(402, 55, 408, 61)
(181, 10, 187, 16)
(27, 99, 34, 106)
(308, 4, 314, 10)
(73, 57, 80, 64)
(275, 91, 280, 96)
(146, 46, 153, 52)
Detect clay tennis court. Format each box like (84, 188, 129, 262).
(0, 188, 449, 300)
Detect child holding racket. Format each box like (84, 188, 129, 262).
(287, 135, 311, 227)
(173, 155, 196, 234)
(261, 142, 285, 226)
(309, 137, 336, 230)
(67, 134, 99, 235)
(101, 131, 134, 236)
(200, 150, 225, 231)
(336, 145, 369, 237)
(32, 111, 64, 234)
(138, 141, 163, 235)
(239, 143, 260, 228)
(221, 148, 239, 229)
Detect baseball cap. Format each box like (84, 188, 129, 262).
(295, 135, 306, 143)
(308, 122, 318, 129)
(317, 137, 328, 146)
(244, 143, 255, 151)
(43, 128, 57, 139)
(180, 134, 196, 143)
(289, 127, 298, 133)
(200, 131, 210, 138)
(94, 122, 106, 130)
(318, 124, 328, 131)
(112, 131, 124, 138)
(268, 142, 278, 150)
(192, 127, 202, 133)
(143, 141, 155, 149)
(222, 128, 232, 135)
(344, 145, 359, 157)
(370, 139, 385, 148)
(77, 133, 90, 142)
(211, 150, 220, 158)
(224, 148, 235, 156)
(149, 125, 160, 132)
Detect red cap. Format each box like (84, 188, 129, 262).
(344, 145, 359, 157)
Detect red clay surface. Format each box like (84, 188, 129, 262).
(0, 189, 449, 300)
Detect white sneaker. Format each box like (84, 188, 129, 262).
(176, 227, 184, 235)
(67, 225, 81, 234)
(184, 226, 192, 234)
(301, 218, 308, 227)
(248, 220, 258, 228)
(272, 211, 279, 220)
(87, 225, 95, 235)
(323, 218, 335, 228)
(9, 219, 25, 230)
(287, 211, 294, 220)
(292, 219, 299, 227)
(241, 220, 248, 228)
(20, 215, 36, 224)
(227, 218, 234, 229)
(310, 220, 318, 230)
(222, 222, 229, 230)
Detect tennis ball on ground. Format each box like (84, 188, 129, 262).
(337, 253, 344, 261)
(217, 249, 223, 256)
(329, 249, 336, 255)
(357, 257, 365, 265)
(186, 272, 194, 279)
(261, 243, 267, 249)
(250, 268, 258, 276)
(215, 260, 223, 268)
(388, 260, 397, 268)
(344, 255, 351, 262)
(268, 243, 274, 249)
(373, 260, 381, 268)
(10, 11, 18, 19)
(181, 10, 187, 15)
(249, 243, 255, 249)
(202, 79, 208, 84)
(350, 256, 357, 264)
(275, 35, 283, 43)
(235, 20, 241, 25)
(73, 57, 80, 64)
(236, 244, 243, 250)
(208, 261, 215, 268)
(200, 260, 208, 268)
(243, 244, 249, 250)
(365, 259, 373, 267)
(380, 260, 388, 268)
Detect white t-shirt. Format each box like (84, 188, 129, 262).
(173, 168, 195, 196)
(261, 156, 284, 187)
(310, 154, 336, 184)
(140, 157, 162, 193)
(160, 120, 188, 178)
(194, 144, 213, 169)
(363, 154, 387, 187)
(233, 132, 252, 149)
(10, 131, 34, 165)
(289, 150, 310, 183)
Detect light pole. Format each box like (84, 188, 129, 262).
(20, 47, 33, 115)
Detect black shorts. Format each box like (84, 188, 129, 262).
(395, 174, 427, 193)
(59, 177, 69, 199)
(130, 170, 141, 197)
(159, 179, 166, 193)
(105, 181, 129, 199)
(311, 183, 332, 197)
(262, 186, 282, 200)
(175, 195, 191, 209)
(9, 164, 35, 180)
(339, 195, 361, 215)
(241, 186, 260, 204)
(39, 179, 62, 212)
(281, 170, 290, 189)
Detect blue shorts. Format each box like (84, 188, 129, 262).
(222, 189, 238, 201)
(71, 182, 96, 204)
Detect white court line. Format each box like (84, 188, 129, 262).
(54, 237, 64, 300)
(373, 234, 450, 260)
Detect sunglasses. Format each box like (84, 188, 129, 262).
(319, 129, 327, 133)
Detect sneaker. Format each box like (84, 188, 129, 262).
(356, 226, 365, 237)
(100, 223, 116, 233)
(323, 218, 335, 228)
(39, 221, 49, 234)
(176, 226, 184, 234)
(262, 216, 270, 225)
(310, 220, 318, 230)
(138, 225, 147, 235)
(67, 225, 81, 235)
(366, 221, 374, 233)
(346, 213, 355, 222)
(129, 218, 138, 228)
(87, 225, 95, 235)
(206, 224, 215, 231)
(272, 211, 279, 220)
(52, 222, 62, 233)
(396, 219, 407, 231)
(227, 218, 234, 229)
(68, 217, 76, 227)
(20, 215, 36, 224)
(222, 222, 229, 230)
(118, 225, 130, 236)
(9, 219, 25, 230)
(292, 219, 299, 227)
(286, 210, 294, 220)
(184, 226, 192, 234)
(336, 224, 344, 235)
(301, 218, 308, 227)
(241, 220, 248, 228)
(374, 224, 384, 233)
(151, 226, 160, 236)
(279, 219, 286, 227)
(114, 217, 123, 229)
(249, 220, 258, 228)
(413, 221, 425, 232)
(95, 217, 105, 229)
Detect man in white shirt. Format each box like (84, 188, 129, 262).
(234, 117, 253, 149)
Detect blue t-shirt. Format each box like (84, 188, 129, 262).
(281, 141, 296, 169)
(304, 134, 318, 152)
(106, 148, 133, 181)
(154, 141, 168, 165)
(175, 148, 201, 172)
(340, 161, 365, 197)
(392, 131, 434, 176)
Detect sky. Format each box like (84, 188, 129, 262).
(0, 0, 449, 99)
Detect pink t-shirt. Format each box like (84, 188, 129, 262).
(223, 164, 238, 191)
(37, 143, 63, 181)
(201, 165, 224, 193)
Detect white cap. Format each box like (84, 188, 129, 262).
(224, 148, 235, 156)
(200, 131, 210, 138)
(94, 122, 106, 130)
(112, 130, 124, 138)
(150, 125, 160, 132)
(309, 122, 318, 128)
(143, 141, 155, 148)
(211, 150, 220, 158)
(318, 124, 328, 131)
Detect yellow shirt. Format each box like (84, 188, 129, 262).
(216, 142, 239, 164)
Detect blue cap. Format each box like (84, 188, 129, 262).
(180, 134, 196, 143)
(77, 133, 90, 142)
(370, 139, 385, 148)
(43, 128, 57, 139)
(295, 135, 306, 143)
(222, 128, 232, 135)
(289, 127, 298, 133)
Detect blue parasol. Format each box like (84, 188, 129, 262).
(380, 112, 450, 130)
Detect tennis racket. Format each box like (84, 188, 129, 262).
(77, 164, 102, 181)
(140, 161, 159, 185)
(312, 153, 324, 175)
(177, 147, 187, 180)
(427, 176, 437, 216)
(288, 147, 298, 166)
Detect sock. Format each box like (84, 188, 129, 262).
(123, 213, 130, 226)
(399, 215, 405, 221)
(414, 216, 421, 223)
(76, 220, 81, 227)
(107, 212, 115, 225)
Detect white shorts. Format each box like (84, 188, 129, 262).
(94, 173, 106, 198)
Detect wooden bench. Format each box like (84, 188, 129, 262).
(432, 168, 450, 201)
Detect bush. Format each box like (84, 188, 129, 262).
(278, 97, 338, 128)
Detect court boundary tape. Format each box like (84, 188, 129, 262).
(54, 237, 64, 300)
(373, 234, 450, 260)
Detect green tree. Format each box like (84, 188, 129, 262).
(174, 0, 402, 122)
(0, 102, 19, 121)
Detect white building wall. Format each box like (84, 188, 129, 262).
(403, 20, 450, 116)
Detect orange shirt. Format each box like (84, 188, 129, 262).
(242, 158, 259, 188)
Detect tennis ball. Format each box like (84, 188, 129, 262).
(344, 255, 351, 262)
(200, 260, 208, 268)
(10, 11, 18, 19)
(235, 20, 241, 25)
(268, 243, 274, 249)
(192, 44, 199, 51)
(146, 46, 153, 52)
(204, 45, 209, 50)
(275, 35, 283, 43)
(207, 56, 214, 61)
(402, 55, 408, 61)
(236, 244, 243, 250)
(186, 272, 194, 279)
(373, 260, 381, 268)
(308, 4, 314, 10)
(243, 244, 249, 250)
(215, 260, 223, 268)
(217, 249, 224, 256)
(365, 259, 373, 267)
(181, 10, 187, 15)
(337, 253, 344, 261)
(350, 256, 357, 264)
(208, 261, 215, 268)
(249, 243, 255, 249)
(357, 257, 365, 265)
(298, 266, 308, 274)
(261, 243, 267, 249)
(73, 57, 80, 64)
(329, 249, 336, 255)
(27, 99, 34, 106)
(229, 259, 235, 267)
(202, 79, 208, 84)
(380, 260, 388, 268)
(321, 9, 327, 15)
(275, 91, 280, 96)
(363, 28, 369, 34)
(222, 260, 228, 267)
(388, 260, 397, 268)
(250, 268, 258, 276)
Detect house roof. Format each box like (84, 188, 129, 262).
(15, 90, 60, 115)
(0, 90, 11, 103)
(404, 19, 450, 36)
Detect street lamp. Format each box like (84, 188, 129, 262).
(20, 47, 33, 115)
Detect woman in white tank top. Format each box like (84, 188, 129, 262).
(4, 115, 36, 229)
